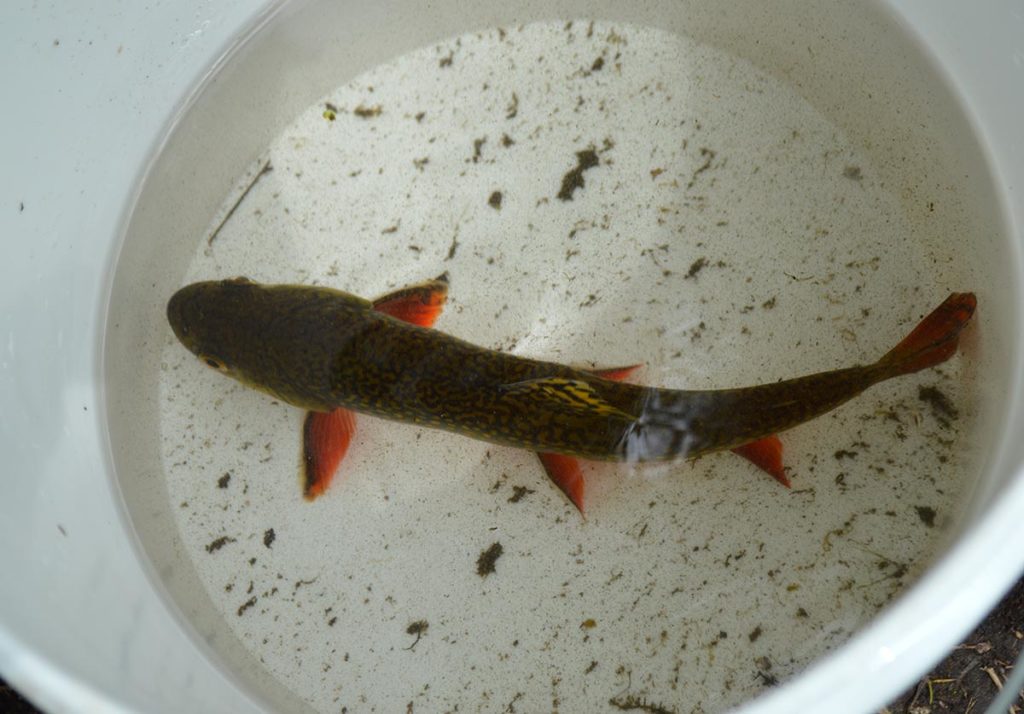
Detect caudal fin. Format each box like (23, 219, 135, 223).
(878, 293, 976, 377)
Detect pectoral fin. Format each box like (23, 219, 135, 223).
(303, 408, 357, 500)
(301, 277, 450, 500)
(372, 275, 449, 327)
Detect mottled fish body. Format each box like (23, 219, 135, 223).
(167, 276, 975, 511)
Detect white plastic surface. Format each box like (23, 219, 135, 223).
(1, 1, 1022, 714)
(0, 1, 272, 712)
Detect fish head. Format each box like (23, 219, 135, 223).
(167, 277, 343, 409)
(167, 277, 263, 382)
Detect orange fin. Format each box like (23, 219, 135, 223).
(302, 408, 357, 500)
(732, 435, 790, 488)
(589, 364, 643, 382)
(372, 275, 449, 327)
(879, 293, 976, 377)
(537, 452, 586, 515)
(533, 364, 641, 515)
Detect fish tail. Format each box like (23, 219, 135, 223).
(877, 293, 976, 378)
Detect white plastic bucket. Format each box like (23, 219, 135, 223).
(2, 1, 1021, 712)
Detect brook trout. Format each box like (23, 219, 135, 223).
(167, 276, 975, 512)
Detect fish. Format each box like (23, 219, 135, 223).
(166, 276, 976, 513)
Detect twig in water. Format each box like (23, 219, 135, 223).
(207, 158, 273, 246)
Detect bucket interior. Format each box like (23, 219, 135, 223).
(104, 1, 1017, 711)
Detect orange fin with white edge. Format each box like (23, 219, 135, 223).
(732, 435, 790, 488)
(372, 274, 449, 327)
(302, 408, 356, 500)
(878, 292, 976, 377)
(534, 364, 642, 515)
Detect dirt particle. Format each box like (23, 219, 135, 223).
(322, 103, 337, 121)
(472, 136, 487, 163)
(205, 536, 236, 553)
(263, 528, 276, 548)
(405, 620, 429, 650)
(445, 233, 459, 261)
(684, 257, 708, 280)
(236, 596, 257, 616)
(834, 449, 857, 460)
(918, 385, 958, 421)
(477, 541, 504, 577)
(591, 56, 605, 72)
(581, 618, 597, 629)
(687, 147, 716, 190)
(508, 485, 535, 503)
(501, 133, 515, 147)
(353, 104, 382, 118)
(843, 165, 863, 181)
(749, 625, 763, 642)
(217, 472, 231, 489)
(915, 505, 937, 528)
(506, 92, 519, 119)
(488, 190, 503, 209)
(608, 693, 676, 714)
(556, 148, 600, 201)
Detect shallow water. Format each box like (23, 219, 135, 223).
(158, 21, 979, 712)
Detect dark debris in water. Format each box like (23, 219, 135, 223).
(914, 505, 937, 528)
(205, 536, 236, 553)
(405, 620, 429, 650)
(508, 485, 535, 503)
(557, 148, 600, 201)
(476, 541, 504, 577)
(684, 257, 708, 280)
(608, 693, 677, 714)
(918, 385, 958, 425)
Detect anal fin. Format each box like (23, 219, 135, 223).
(732, 435, 789, 488)
(537, 452, 587, 515)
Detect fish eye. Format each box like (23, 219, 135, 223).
(201, 355, 228, 372)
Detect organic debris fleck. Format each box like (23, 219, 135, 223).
(557, 148, 600, 201)
(477, 542, 504, 577)
(205, 536, 236, 553)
